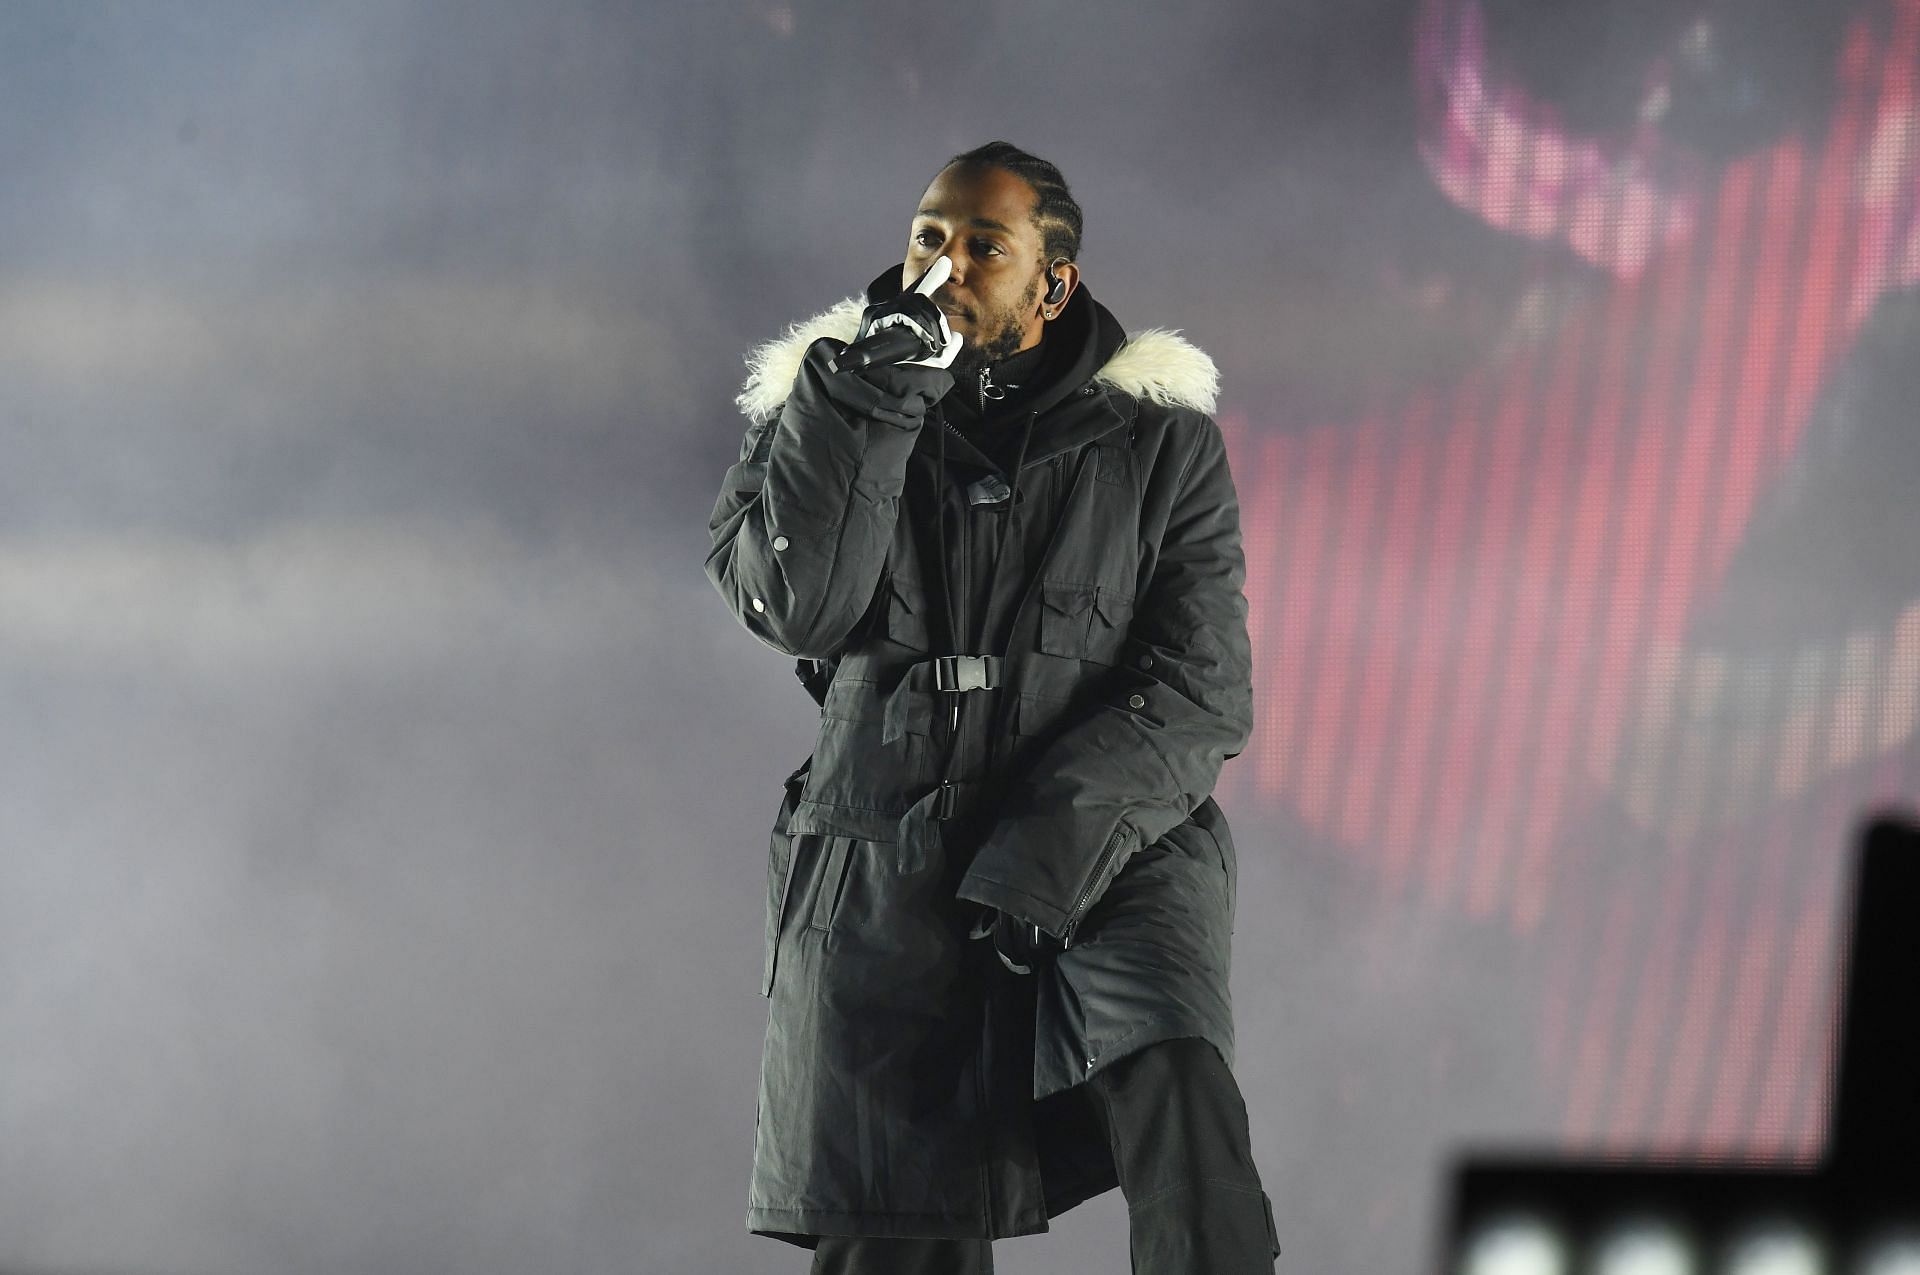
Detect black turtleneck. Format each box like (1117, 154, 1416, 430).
(942, 333, 1052, 472)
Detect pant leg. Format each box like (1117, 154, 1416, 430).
(1086, 1034, 1282, 1273)
(807, 1234, 994, 1274)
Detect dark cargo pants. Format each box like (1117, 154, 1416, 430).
(807, 1034, 1282, 1273)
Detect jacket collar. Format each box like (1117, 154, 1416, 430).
(734, 262, 1221, 463)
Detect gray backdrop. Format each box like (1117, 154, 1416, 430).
(5, 2, 1916, 1273)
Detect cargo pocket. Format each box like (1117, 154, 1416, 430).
(1037, 581, 1095, 658)
(806, 837, 856, 933)
(799, 678, 936, 834)
(884, 571, 933, 652)
(761, 756, 811, 997)
(1037, 581, 1133, 664)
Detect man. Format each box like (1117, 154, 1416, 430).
(707, 141, 1281, 1273)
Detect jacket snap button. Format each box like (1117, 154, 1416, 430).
(752, 597, 766, 613)
(1127, 693, 1146, 709)
(772, 535, 789, 551)
(1137, 653, 1153, 669)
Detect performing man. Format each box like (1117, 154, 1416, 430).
(707, 139, 1282, 1273)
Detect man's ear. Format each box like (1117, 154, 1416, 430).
(1042, 259, 1080, 314)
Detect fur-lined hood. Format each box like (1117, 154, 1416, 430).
(735, 286, 1220, 427)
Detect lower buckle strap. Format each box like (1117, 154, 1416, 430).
(934, 779, 994, 821)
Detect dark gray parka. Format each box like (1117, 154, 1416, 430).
(708, 262, 1262, 1249)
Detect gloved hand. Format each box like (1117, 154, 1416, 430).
(969, 905, 1062, 975)
(852, 291, 962, 370)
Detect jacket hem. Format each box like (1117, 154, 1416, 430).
(1039, 1171, 1118, 1221)
(747, 1203, 1053, 1245)
(1034, 1016, 1234, 1101)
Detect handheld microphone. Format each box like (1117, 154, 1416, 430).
(827, 256, 953, 375)
(828, 326, 925, 375)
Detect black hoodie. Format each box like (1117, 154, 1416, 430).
(858, 260, 1129, 481)
(939, 332, 1051, 473)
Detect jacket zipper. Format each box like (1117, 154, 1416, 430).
(954, 488, 967, 734)
(941, 361, 1008, 464)
(936, 369, 1010, 741)
(1060, 825, 1127, 949)
(962, 469, 971, 630)
(935, 367, 995, 454)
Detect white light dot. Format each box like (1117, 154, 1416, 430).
(1856, 1230, 1920, 1275)
(1727, 1226, 1824, 1275)
(1593, 1219, 1694, 1275)
(1461, 1215, 1568, 1275)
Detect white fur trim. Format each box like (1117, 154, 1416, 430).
(1092, 326, 1220, 417)
(734, 296, 1219, 425)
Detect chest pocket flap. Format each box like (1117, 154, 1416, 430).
(1037, 581, 1134, 663)
(1037, 581, 1095, 658)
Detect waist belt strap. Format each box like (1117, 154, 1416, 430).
(881, 653, 1003, 745)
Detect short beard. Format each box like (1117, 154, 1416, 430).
(950, 276, 1042, 374)
(951, 320, 1027, 374)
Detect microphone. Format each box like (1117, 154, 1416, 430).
(828, 324, 925, 375)
(827, 256, 953, 375)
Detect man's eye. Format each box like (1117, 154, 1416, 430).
(913, 230, 1001, 255)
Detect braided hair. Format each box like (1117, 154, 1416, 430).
(940, 140, 1084, 271)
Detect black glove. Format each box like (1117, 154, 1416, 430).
(851, 291, 962, 370)
(969, 906, 1062, 975)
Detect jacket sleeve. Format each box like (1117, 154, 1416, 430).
(953, 413, 1255, 945)
(706, 338, 952, 661)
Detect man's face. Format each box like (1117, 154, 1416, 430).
(904, 163, 1050, 374)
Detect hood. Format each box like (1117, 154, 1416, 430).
(735, 262, 1221, 427)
